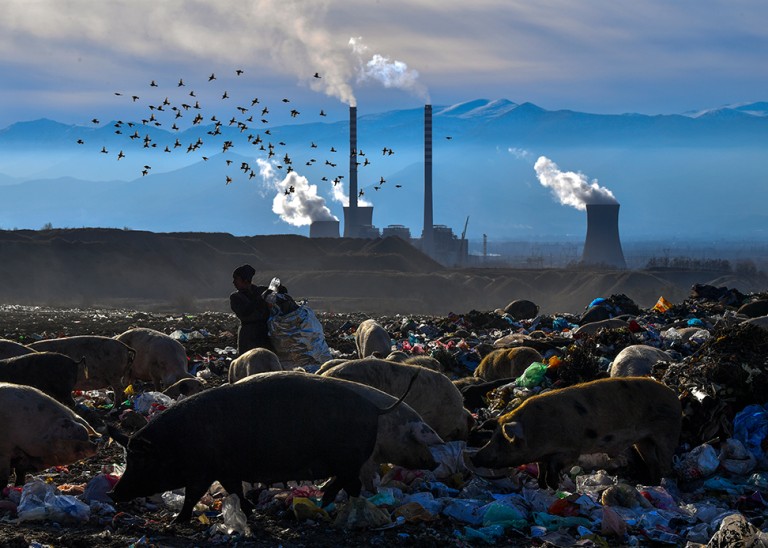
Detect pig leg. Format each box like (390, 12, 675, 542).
(0, 461, 9, 488)
(633, 438, 664, 484)
(540, 453, 576, 490)
(173, 480, 212, 523)
(321, 474, 362, 508)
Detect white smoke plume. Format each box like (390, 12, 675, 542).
(330, 179, 372, 208)
(534, 156, 617, 211)
(349, 37, 430, 102)
(256, 159, 337, 227)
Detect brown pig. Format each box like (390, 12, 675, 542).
(471, 377, 681, 489)
(355, 319, 392, 358)
(0, 339, 36, 360)
(0, 352, 82, 407)
(29, 335, 135, 400)
(115, 328, 193, 390)
(473, 347, 543, 381)
(228, 347, 282, 383)
(322, 358, 474, 441)
(0, 382, 98, 487)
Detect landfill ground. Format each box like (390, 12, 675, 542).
(1, 287, 768, 546)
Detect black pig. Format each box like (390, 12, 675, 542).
(110, 370, 420, 522)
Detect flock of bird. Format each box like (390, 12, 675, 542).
(75, 69, 431, 198)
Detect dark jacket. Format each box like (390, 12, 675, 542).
(230, 284, 273, 355)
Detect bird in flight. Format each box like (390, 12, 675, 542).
(150, 80, 158, 87)
(117, 150, 125, 160)
(236, 69, 244, 75)
(208, 73, 216, 81)
(178, 78, 185, 87)
(314, 72, 321, 78)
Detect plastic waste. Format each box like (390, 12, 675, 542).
(393, 501, 437, 523)
(161, 490, 186, 512)
(292, 497, 330, 522)
(83, 473, 120, 503)
(333, 496, 391, 529)
(133, 391, 174, 415)
(214, 494, 251, 536)
(429, 441, 468, 479)
(515, 361, 548, 388)
(17, 479, 90, 523)
(747, 472, 768, 492)
(268, 303, 332, 369)
(707, 512, 768, 547)
(673, 443, 719, 480)
(532, 512, 592, 531)
(441, 498, 487, 525)
(733, 404, 768, 467)
(719, 438, 757, 475)
(481, 500, 527, 529)
(601, 505, 627, 537)
(455, 524, 506, 544)
(653, 296, 672, 313)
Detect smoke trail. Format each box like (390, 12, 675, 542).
(330, 179, 372, 208)
(349, 37, 430, 102)
(534, 156, 617, 211)
(256, 159, 337, 226)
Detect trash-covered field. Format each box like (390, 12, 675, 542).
(2, 283, 768, 547)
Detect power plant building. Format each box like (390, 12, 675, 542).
(581, 203, 627, 268)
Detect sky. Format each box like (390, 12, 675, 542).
(2, 0, 768, 129)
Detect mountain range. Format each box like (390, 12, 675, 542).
(1, 99, 767, 242)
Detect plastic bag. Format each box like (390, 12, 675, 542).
(719, 438, 757, 475)
(673, 443, 719, 480)
(516, 362, 548, 388)
(333, 496, 391, 529)
(17, 479, 90, 523)
(268, 303, 332, 370)
(213, 494, 251, 536)
(133, 391, 174, 416)
(733, 404, 768, 467)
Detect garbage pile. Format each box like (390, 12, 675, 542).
(3, 285, 768, 546)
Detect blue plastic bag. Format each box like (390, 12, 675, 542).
(733, 404, 768, 467)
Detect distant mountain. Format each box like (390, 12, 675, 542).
(1, 99, 767, 240)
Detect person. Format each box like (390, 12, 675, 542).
(229, 264, 274, 355)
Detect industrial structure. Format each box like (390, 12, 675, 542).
(581, 203, 627, 268)
(311, 104, 467, 267)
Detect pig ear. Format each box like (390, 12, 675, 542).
(501, 421, 525, 442)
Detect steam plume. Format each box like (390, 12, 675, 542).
(534, 156, 617, 211)
(330, 180, 372, 208)
(257, 159, 337, 227)
(349, 37, 430, 102)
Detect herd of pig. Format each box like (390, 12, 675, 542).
(0, 316, 683, 526)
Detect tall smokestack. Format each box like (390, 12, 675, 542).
(422, 104, 434, 254)
(582, 203, 626, 268)
(349, 106, 358, 209)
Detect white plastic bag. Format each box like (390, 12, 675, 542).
(268, 303, 332, 370)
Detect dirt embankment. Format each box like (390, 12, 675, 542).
(0, 228, 765, 315)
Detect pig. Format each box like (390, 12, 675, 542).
(109, 371, 425, 522)
(504, 299, 539, 320)
(163, 378, 206, 399)
(609, 345, 673, 377)
(573, 318, 628, 338)
(322, 358, 474, 441)
(0, 382, 98, 487)
(315, 358, 347, 375)
(0, 339, 36, 360)
(29, 335, 135, 400)
(385, 351, 409, 363)
(355, 319, 392, 358)
(115, 328, 193, 390)
(0, 352, 82, 407)
(471, 377, 681, 489)
(404, 355, 443, 372)
(738, 299, 768, 318)
(473, 347, 543, 381)
(322, 376, 444, 491)
(228, 347, 282, 383)
(460, 377, 517, 411)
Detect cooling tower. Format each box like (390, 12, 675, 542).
(309, 220, 340, 238)
(581, 203, 627, 269)
(421, 104, 434, 254)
